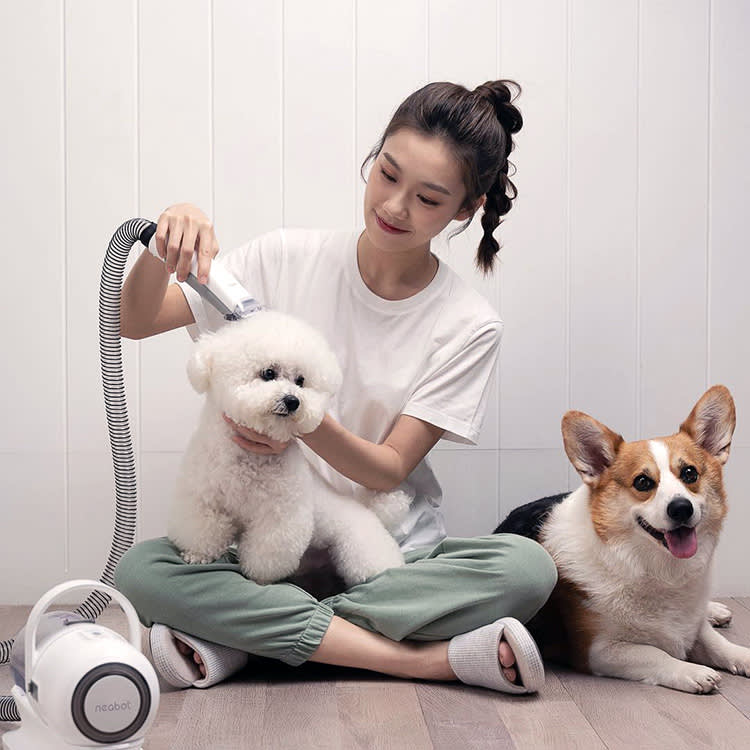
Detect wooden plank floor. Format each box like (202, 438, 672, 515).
(2, 599, 750, 749)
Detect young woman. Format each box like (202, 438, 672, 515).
(115, 80, 557, 694)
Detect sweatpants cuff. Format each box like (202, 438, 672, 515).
(283, 603, 335, 667)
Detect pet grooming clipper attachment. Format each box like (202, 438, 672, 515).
(139, 222, 262, 321)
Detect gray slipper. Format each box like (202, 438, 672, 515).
(447, 617, 544, 694)
(148, 623, 249, 689)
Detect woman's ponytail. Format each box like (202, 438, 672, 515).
(474, 81, 522, 273)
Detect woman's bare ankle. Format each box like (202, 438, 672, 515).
(408, 641, 456, 681)
(310, 615, 456, 682)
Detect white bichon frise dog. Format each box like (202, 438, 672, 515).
(167, 310, 411, 586)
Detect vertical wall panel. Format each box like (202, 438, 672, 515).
(432, 450, 501, 537)
(356, 0, 427, 229)
(429, 0, 500, 454)
(709, 0, 750, 448)
(0, 1, 66, 601)
(139, 0, 213, 460)
(0, 456, 65, 602)
(568, 0, 639, 436)
(497, 0, 568, 454)
(427, 0, 500, 529)
(213, 0, 283, 250)
(429, 0, 496, 88)
(68, 453, 118, 582)
(0, 1, 65, 456)
(284, 0, 354, 228)
(638, 0, 710, 436)
(139, 0, 213, 217)
(66, 0, 138, 452)
(65, 0, 140, 578)
(707, 0, 750, 595)
(713, 449, 750, 596)
(139, 452, 181, 541)
(499, 450, 572, 521)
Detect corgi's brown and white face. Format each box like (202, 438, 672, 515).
(561, 386, 736, 561)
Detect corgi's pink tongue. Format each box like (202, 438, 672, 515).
(665, 527, 698, 558)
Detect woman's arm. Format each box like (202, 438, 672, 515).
(301, 413, 444, 491)
(120, 255, 195, 339)
(226, 412, 444, 491)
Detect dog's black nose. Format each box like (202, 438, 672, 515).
(667, 497, 694, 524)
(282, 395, 300, 413)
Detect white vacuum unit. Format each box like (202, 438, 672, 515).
(2, 580, 159, 750)
(0, 219, 259, 743)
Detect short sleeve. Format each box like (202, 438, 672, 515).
(402, 320, 503, 445)
(179, 229, 285, 340)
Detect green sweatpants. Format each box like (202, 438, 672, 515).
(114, 535, 556, 667)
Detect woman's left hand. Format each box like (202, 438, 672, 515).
(223, 414, 290, 455)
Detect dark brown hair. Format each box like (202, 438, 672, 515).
(361, 80, 522, 274)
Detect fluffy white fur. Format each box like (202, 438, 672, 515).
(168, 310, 411, 586)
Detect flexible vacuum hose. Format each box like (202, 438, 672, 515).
(0, 218, 155, 724)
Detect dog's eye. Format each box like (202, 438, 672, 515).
(633, 474, 655, 492)
(295, 376, 305, 387)
(680, 465, 699, 484)
(260, 368, 277, 381)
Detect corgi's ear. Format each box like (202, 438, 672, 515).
(186, 346, 212, 394)
(562, 411, 624, 487)
(680, 385, 736, 465)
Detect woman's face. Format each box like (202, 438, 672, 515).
(362, 128, 475, 256)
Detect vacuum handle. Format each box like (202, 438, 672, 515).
(139, 220, 261, 320)
(24, 580, 142, 689)
(139, 221, 157, 249)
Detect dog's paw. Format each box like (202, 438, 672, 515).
(180, 550, 217, 565)
(707, 600, 733, 627)
(240, 556, 299, 586)
(340, 555, 405, 588)
(663, 663, 722, 694)
(721, 645, 750, 678)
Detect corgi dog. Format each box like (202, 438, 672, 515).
(495, 385, 750, 693)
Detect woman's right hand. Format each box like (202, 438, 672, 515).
(154, 203, 219, 284)
(223, 414, 291, 456)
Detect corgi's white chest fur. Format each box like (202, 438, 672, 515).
(541, 484, 714, 660)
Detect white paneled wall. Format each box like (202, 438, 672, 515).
(1, 1, 67, 596)
(1, 0, 748, 603)
(568, 0, 638, 437)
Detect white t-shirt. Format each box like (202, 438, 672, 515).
(179, 228, 502, 550)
